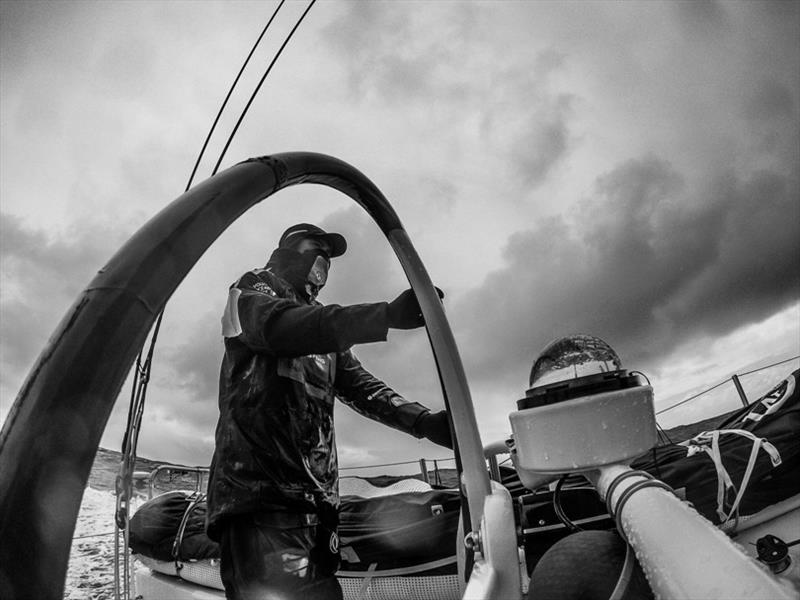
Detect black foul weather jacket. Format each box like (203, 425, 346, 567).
(206, 266, 432, 541)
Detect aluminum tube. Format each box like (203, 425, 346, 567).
(463, 560, 498, 600)
(589, 465, 798, 600)
(387, 228, 491, 529)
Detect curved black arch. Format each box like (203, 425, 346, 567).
(0, 152, 490, 598)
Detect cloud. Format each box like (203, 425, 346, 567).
(743, 79, 795, 123)
(0, 213, 128, 389)
(4, 0, 798, 467)
(157, 312, 225, 404)
(740, 78, 799, 163)
(751, 0, 800, 23)
(317, 205, 400, 304)
(479, 53, 574, 187)
(656, 169, 800, 335)
(320, 2, 479, 104)
(673, 0, 728, 33)
(321, 4, 574, 188)
(453, 155, 800, 389)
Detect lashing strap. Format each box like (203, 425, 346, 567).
(172, 492, 207, 569)
(688, 429, 781, 523)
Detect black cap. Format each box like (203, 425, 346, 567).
(278, 223, 347, 258)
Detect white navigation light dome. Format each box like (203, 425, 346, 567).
(510, 333, 657, 482)
(529, 334, 622, 389)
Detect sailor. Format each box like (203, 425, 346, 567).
(206, 223, 453, 600)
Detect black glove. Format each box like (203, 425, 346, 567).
(387, 288, 444, 330)
(414, 410, 454, 449)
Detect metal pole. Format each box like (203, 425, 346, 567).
(419, 458, 429, 484)
(731, 374, 749, 407)
(589, 465, 797, 600)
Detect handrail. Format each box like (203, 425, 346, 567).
(147, 464, 210, 499)
(0, 152, 489, 598)
(656, 355, 799, 415)
(339, 456, 455, 471)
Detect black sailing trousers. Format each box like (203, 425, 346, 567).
(219, 511, 343, 600)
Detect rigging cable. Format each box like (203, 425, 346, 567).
(212, 0, 317, 175)
(185, 0, 286, 192)
(656, 355, 799, 417)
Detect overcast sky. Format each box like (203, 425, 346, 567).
(1, 0, 798, 471)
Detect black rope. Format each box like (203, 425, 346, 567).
(553, 475, 581, 532)
(629, 369, 674, 445)
(124, 312, 164, 459)
(119, 357, 141, 460)
(172, 493, 207, 564)
(655, 421, 673, 446)
(212, 0, 317, 175)
(185, 1, 284, 192)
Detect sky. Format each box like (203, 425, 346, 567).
(1, 0, 798, 471)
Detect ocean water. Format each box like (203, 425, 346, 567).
(64, 487, 119, 600)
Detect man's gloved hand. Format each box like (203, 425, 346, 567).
(387, 288, 444, 330)
(414, 410, 454, 449)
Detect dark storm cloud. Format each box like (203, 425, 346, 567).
(158, 312, 225, 403)
(476, 51, 574, 187)
(0, 1, 80, 74)
(317, 206, 400, 305)
(322, 4, 574, 188)
(500, 92, 573, 188)
(453, 156, 800, 386)
(662, 169, 800, 335)
(320, 2, 479, 103)
(743, 79, 795, 123)
(754, 0, 800, 23)
(0, 213, 125, 382)
(673, 0, 728, 33)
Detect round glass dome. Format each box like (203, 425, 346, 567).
(529, 334, 622, 388)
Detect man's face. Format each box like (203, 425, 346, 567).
(293, 237, 332, 299)
(295, 237, 332, 258)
